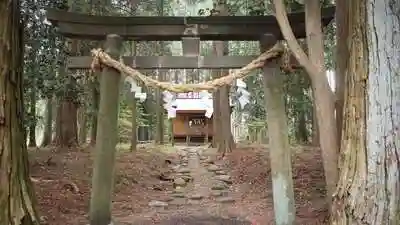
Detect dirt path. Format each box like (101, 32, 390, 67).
(31, 144, 328, 225)
(122, 145, 252, 224)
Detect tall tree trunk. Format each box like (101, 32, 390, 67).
(78, 105, 87, 145)
(90, 78, 99, 145)
(55, 100, 78, 147)
(28, 90, 37, 147)
(154, 0, 165, 145)
(332, 0, 400, 224)
(296, 108, 308, 143)
(273, 0, 339, 200)
(55, 39, 79, 148)
(155, 71, 164, 145)
(311, 97, 319, 145)
(41, 96, 53, 146)
(212, 85, 221, 148)
(0, 1, 40, 224)
(89, 0, 110, 146)
(212, 2, 234, 155)
(334, 0, 348, 148)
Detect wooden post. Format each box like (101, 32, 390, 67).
(260, 35, 295, 225)
(89, 34, 123, 225)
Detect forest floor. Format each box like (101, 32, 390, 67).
(29, 144, 328, 225)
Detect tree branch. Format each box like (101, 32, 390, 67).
(272, 0, 319, 77)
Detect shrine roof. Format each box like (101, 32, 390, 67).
(175, 98, 212, 111)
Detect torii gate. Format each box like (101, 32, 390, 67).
(46, 6, 335, 225)
(46, 7, 334, 71)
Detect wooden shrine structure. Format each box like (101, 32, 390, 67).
(45, 6, 335, 225)
(173, 92, 214, 143)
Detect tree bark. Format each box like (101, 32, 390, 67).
(311, 98, 319, 146)
(296, 108, 308, 143)
(155, 71, 165, 145)
(90, 77, 99, 145)
(27, 89, 37, 147)
(332, 0, 400, 224)
(54, 39, 79, 148)
(41, 96, 53, 147)
(78, 104, 87, 145)
(212, 2, 235, 155)
(54, 85, 78, 148)
(0, 1, 40, 224)
(212, 82, 221, 148)
(334, 0, 348, 148)
(273, 0, 338, 200)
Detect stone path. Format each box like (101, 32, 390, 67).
(134, 145, 251, 224)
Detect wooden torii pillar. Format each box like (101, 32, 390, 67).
(45, 7, 335, 225)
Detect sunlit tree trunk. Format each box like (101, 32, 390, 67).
(27, 89, 37, 147)
(334, 0, 348, 147)
(332, 0, 400, 224)
(54, 41, 79, 148)
(78, 105, 87, 145)
(212, 1, 235, 155)
(0, 1, 40, 224)
(41, 96, 53, 146)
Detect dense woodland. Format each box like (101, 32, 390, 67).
(0, 0, 399, 224)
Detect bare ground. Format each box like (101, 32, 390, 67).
(29, 144, 328, 225)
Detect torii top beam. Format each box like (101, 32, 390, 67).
(46, 7, 335, 41)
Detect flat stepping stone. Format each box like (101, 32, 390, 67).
(148, 200, 168, 207)
(204, 157, 214, 164)
(176, 168, 190, 173)
(172, 165, 180, 171)
(199, 156, 208, 160)
(181, 156, 188, 162)
(215, 170, 227, 175)
(187, 199, 201, 205)
(207, 164, 220, 172)
(211, 182, 228, 190)
(161, 196, 174, 202)
(174, 177, 186, 186)
(180, 175, 193, 182)
(171, 193, 185, 198)
(169, 198, 186, 206)
(178, 151, 188, 156)
(188, 194, 204, 200)
(188, 148, 198, 153)
(215, 175, 232, 184)
(174, 186, 186, 193)
(210, 190, 223, 197)
(216, 196, 235, 203)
